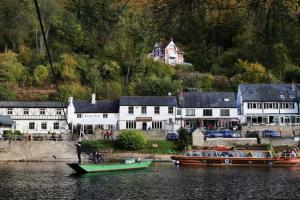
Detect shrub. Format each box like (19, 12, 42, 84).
(116, 130, 147, 150)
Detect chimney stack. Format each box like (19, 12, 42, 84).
(292, 82, 296, 91)
(68, 97, 73, 104)
(91, 93, 96, 104)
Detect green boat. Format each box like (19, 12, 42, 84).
(67, 160, 152, 173)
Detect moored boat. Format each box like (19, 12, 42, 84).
(67, 159, 152, 173)
(171, 149, 300, 167)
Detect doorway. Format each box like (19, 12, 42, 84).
(142, 122, 147, 130)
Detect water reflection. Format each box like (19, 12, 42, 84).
(0, 162, 299, 200)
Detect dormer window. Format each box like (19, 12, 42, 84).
(290, 95, 295, 99)
(280, 94, 285, 99)
(224, 98, 230, 102)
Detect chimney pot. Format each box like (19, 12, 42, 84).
(91, 93, 96, 104)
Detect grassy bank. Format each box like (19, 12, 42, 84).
(81, 140, 179, 154)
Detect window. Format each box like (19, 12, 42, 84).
(186, 109, 195, 116)
(29, 122, 35, 130)
(177, 109, 182, 115)
(247, 103, 252, 109)
(7, 108, 13, 115)
(126, 121, 136, 129)
(40, 108, 45, 115)
(203, 109, 212, 116)
(128, 106, 134, 114)
(77, 114, 82, 118)
(141, 106, 147, 114)
(152, 121, 162, 129)
(103, 113, 108, 118)
(154, 106, 160, 114)
(24, 108, 29, 115)
(220, 109, 230, 116)
(108, 125, 113, 130)
(56, 109, 62, 115)
(168, 107, 173, 114)
(53, 122, 59, 130)
(41, 122, 47, 130)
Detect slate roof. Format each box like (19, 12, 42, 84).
(180, 92, 236, 108)
(73, 100, 119, 113)
(238, 84, 299, 102)
(119, 96, 177, 106)
(0, 115, 13, 124)
(155, 40, 184, 53)
(0, 101, 67, 108)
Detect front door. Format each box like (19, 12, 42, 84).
(142, 122, 147, 130)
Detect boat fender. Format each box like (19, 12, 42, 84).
(175, 160, 180, 165)
(224, 159, 230, 164)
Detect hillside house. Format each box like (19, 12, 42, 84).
(148, 39, 184, 66)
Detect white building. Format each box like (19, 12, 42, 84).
(237, 84, 300, 124)
(148, 39, 184, 66)
(67, 94, 119, 134)
(0, 101, 68, 134)
(118, 96, 178, 131)
(177, 92, 239, 130)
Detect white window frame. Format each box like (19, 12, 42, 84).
(40, 108, 45, 115)
(41, 122, 47, 130)
(7, 108, 13, 115)
(128, 106, 134, 114)
(29, 122, 35, 130)
(53, 122, 59, 130)
(154, 106, 160, 114)
(23, 108, 29, 115)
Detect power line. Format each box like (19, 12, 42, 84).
(33, 0, 71, 134)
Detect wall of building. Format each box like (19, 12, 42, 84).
(242, 102, 298, 115)
(72, 113, 119, 129)
(119, 106, 176, 130)
(177, 107, 238, 119)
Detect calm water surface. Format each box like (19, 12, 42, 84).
(0, 162, 299, 200)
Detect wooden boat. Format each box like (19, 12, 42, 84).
(171, 149, 300, 167)
(67, 159, 152, 173)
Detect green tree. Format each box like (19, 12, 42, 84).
(135, 77, 180, 96)
(33, 65, 49, 85)
(0, 83, 16, 100)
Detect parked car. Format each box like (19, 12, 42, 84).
(263, 130, 281, 137)
(166, 132, 179, 141)
(246, 131, 260, 138)
(221, 130, 240, 138)
(205, 130, 224, 138)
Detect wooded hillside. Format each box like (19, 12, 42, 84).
(0, 0, 300, 100)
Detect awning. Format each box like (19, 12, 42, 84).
(0, 115, 13, 125)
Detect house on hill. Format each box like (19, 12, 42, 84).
(148, 38, 184, 66)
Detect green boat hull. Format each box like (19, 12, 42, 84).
(67, 160, 152, 173)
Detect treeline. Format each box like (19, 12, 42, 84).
(0, 0, 300, 100)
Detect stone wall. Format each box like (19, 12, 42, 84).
(260, 138, 299, 146)
(86, 130, 167, 141)
(0, 141, 88, 162)
(241, 125, 300, 137)
(203, 138, 257, 147)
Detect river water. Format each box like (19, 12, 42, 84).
(0, 162, 299, 200)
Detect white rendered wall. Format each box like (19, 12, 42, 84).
(119, 106, 176, 130)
